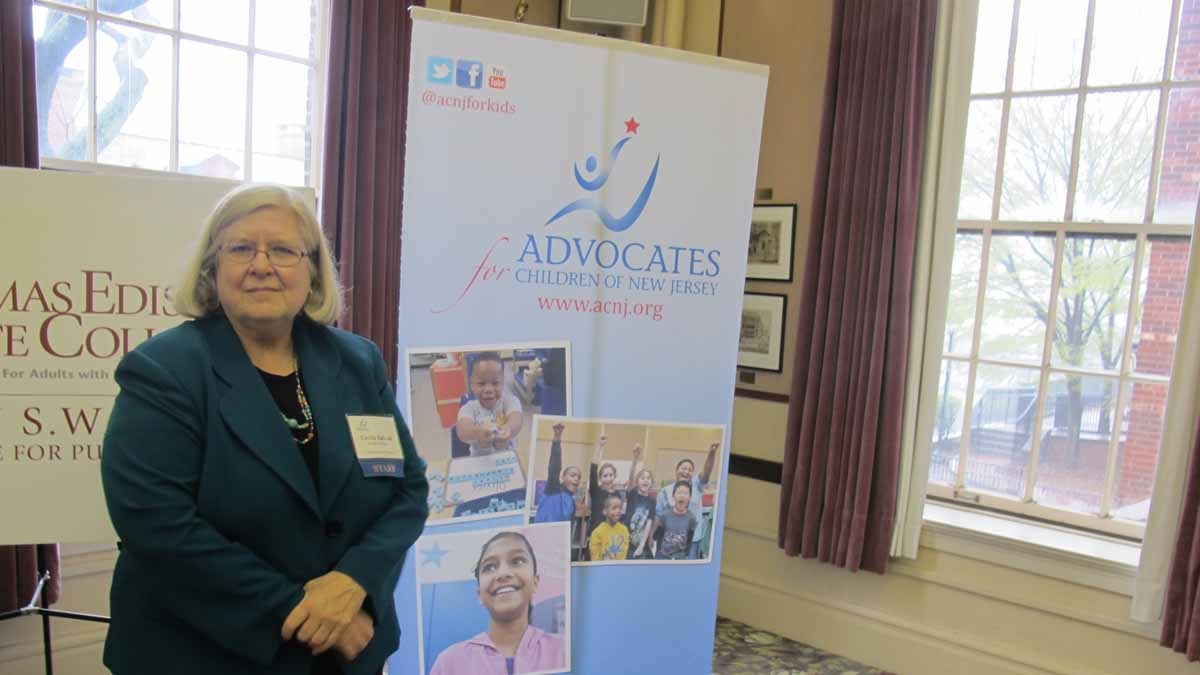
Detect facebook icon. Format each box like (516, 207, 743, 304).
(455, 60, 483, 89)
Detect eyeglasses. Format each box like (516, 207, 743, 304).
(220, 241, 309, 267)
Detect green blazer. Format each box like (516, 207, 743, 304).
(101, 315, 429, 675)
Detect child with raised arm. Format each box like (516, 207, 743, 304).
(585, 435, 621, 541)
(456, 352, 524, 456)
(534, 423, 581, 524)
(588, 494, 630, 561)
(622, 444, 656, 560)
(654, 441, 719, 558)
(643, 481, 699, 560)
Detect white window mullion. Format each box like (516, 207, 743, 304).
(961, 220, 1193, 237)
(310, 0, 329, 195)
(86, 10, 97, 161)
(955, 228, 994, 494)
(244, 0, 256, 181)
(1146, 0, 1185, 223)
(987, 0, 1023, 223)
(1098, 235, 1148, 518)
(1164, 0, 1185, 85)
(955, 361, 978, 493)
(1022, 230, 1066, 502)
(169, 0, 181, 172)
(1062, 0, 1097, 222)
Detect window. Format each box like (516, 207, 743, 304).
(927, 0, 1194, 539)
(32, 0, 325, 187)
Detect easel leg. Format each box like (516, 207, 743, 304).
(40, 572, 53, 675)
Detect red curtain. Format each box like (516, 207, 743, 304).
(777, 0, 938, 574)
(321, 0, 424, 382)
(0, 0, 61, 612)
(1160, 414, 1200, 659)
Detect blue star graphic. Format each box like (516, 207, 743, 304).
(420, 542, 449, 567)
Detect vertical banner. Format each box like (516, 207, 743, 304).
(394, 8, 767, 674)
(0, 169, 248, 543)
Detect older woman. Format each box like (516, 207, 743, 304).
(100, 184, 429, 675)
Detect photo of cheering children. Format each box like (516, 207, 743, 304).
(416, 522, 571, 675)
(524, 416, 724, 565)
(406, 343, 570, 524)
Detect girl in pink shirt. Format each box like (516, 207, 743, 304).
(429, 532, 566, 675)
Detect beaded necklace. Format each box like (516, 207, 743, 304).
(280, 356, 315, 446)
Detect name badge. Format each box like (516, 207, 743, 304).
(346, 415, 405, 477)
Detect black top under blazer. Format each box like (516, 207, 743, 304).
(100, 315, 429, 675)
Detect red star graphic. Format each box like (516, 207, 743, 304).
(624, 117, 640, 134)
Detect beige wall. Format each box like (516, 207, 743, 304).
(718, 2, 1196, 673)
(722, 0, 833, 397)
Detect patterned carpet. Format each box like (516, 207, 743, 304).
(712, 617, 890, 675)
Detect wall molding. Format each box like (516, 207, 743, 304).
(733, 388, 790, 403)
(728, 453, 783, 483)
(0, 623, 107, 666)
(726, 524, 1160, 642)
(60, 549, 118, 582)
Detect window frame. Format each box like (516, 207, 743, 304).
(921, 0, 1197, 540)
(33, 0, 328, 190)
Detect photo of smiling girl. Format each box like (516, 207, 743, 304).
(419, 523, 570, 675)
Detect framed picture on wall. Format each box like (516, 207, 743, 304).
(737, 292, 787, 372)
(746, 204, 796, 281)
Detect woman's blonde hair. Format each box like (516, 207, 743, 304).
(173, 183, 343, 324)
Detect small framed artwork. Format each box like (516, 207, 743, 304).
(746, 204, 796, 282)
(738, 293, 787, 372)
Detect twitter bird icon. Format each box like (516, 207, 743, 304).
(427, 56, 453, 85)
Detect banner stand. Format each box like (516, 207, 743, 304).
(0, 572, 111, 675)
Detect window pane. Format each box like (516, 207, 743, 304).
(929, 360, 970, 487)
(1133, 236, 1191, 375)
(1000, 95, 1076, 221)
(96, 21, 172, 171)
(1075, 91, 1158, 223)
(179, 40, 246, 179)
(1051, 235, 1136, 373)
(1154, 87, 1200, 224)
(1112, 381, 1169, 523)
(978, 233, 1054, 363)
(958, 100, 1002, 220)
(944, 232, 983, 355)
(33, 7, 89, 161)
(98, 0, 174, 28)
(1088, 0, 1171, 86)
(1174, 2, 1200, 80)
(180, 0, 248, 44)
(255, 0, 315, 58)
(965, 364, 1039, 498)
(1034, 373, 1118, 516)
(1010, 0, 1088, 92)
(970, 0, 1013, 94)
(252, 56, 311, 186)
